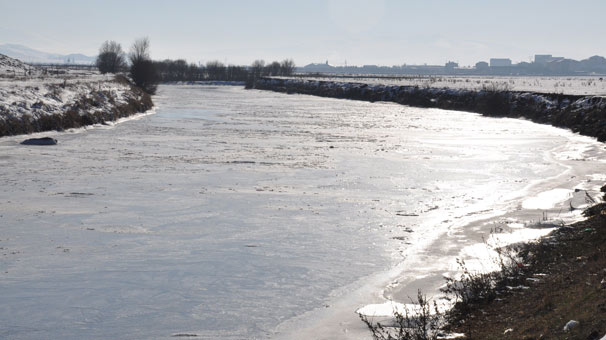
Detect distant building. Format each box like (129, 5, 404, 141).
(534, 54, 552, 64)
(535, 54, 564, 65)
(301, 63, 336, 73)
(545, 58, 576, 74)
(490, 58, 512, 67)
(296, 53, 606, 76)
(475, 61, 489, 69)
(445, 61, 458, 70)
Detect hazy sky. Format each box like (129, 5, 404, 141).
(1, 0, 605, 67)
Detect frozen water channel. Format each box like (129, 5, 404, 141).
(1, 85, 605, 339)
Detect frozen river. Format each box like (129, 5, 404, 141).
(1, 85, 605, 339)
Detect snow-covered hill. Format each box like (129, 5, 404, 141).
(0, 72, 153, 136)
(0, 53, 39, 76)
(0, 44, 95, 64)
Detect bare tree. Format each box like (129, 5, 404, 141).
(205, 60, 226, 80)
(226, 65, 247, 81)
(280, 59, 296, 76)
(129, 37, 150, 64)
(250, 59, 265, 79)
(267, 61, 281, 76)
(96, 40, 126, 74)
(128, 37, 158, 94)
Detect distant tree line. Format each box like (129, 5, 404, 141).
(153, 58, 296, 82)
(153, 60, 247, 82)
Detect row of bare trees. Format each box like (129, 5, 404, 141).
(96, 38, 159, 94)
(153, 58, 296, 82)
(250, 59, 296, 78)
(154, 60, 249, 82)
(96, 38, 296, 91)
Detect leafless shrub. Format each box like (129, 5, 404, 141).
(441, 234, 525, 324)
(360, 291, 442, 340)
(481, 81, 511, 92)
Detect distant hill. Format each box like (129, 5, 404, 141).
(0, 53, 40, 76)
(0, 44, 95, 65)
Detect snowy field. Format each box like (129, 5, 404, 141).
(2, 85, 606, 339)
(291, 75, 606, 96)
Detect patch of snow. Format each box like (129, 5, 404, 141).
(521, 188, 573, 210)
(356, 300, 411, 317)
(455, 226, 554, 273)
(356, 299, 444, 318)
(437, 333, 466, 339)
(505, 285, 530, 290)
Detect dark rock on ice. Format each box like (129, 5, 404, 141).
(20, 137, 58, 145)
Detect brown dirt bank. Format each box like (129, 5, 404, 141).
(443, 204, 606, 339)
(250, 78, 606, 142)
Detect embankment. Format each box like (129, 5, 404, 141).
(0, 75, 153, 137)
(446, 203, 606, 338)
(250, 78, 606, 142)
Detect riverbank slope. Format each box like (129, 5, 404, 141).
(0, 54, 153, 137)
(445, 202, 606, 339)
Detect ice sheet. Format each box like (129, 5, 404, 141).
(2, 85, 606, 340)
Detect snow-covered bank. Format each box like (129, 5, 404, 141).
(164, 80, 246, 86)
(443, 202, 606, 339)
(286, 75, 606, 96)
(0, 54, 153, 137)
(250, 77, 606, 142)
(0, 75, 153, 137)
